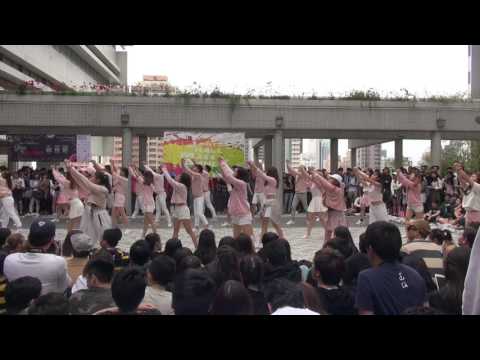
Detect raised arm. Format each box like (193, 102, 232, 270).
(311, 172, 336, 192)
(181, 159, 201, 178)
(454, 163, 474, 187)
(110, 159, 119, 176)
(396, 170, 415, 189)
(219, 158, 244, 188)
(286, 161, 298, 177)
(90, 160, 105, 173)
(65, 160, 107, 195)
(51, 167, 69, 187)
(248, 161, 276, 187)
(161, 166, 182, 190)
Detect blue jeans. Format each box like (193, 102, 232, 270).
(283, 192, 294, 213)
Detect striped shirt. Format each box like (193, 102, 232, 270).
(401, 240, 444, 277)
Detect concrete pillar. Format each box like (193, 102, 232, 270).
(273, 130, 284, 211)
(122, 127, 132, 215)
(253, 146, 260, 163)
(350, 148, 357, 168)
(263, 137, 273, 170)
(394, 139, 403, 169)
(431, 131, 442, 171)
(330, 138, 338, 173)
(138, 135, 147, 168)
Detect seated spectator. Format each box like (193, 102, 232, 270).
(258, 232, 279, 262)
(4, 276, 42, 315)
(218, 236, 235, 248)
(69, 258, 115, 315)
(210, 280, 254, 315)
(3, 233, 26, 254)
(193, 229, 217, 266)
(3, 220, 71, 295)
(265, 278, 320, 315)
(61, 230, 82, 257)
(0, 251, 7, 313)
(240, 254, 270, 315)
(67, 232, 95, 285)
(129, 240, 152, 268)
(429, 246, 471, 314)
(164, 238, 182, 259)
(28, 293, 70, 315)
(145, 233, 162, 259)
(0, 228, 12, 248)
(178, 255, 202, 273)
(424, 202, 441, 223)
(234, 234, 255, 258)
(94, 267, 161, 315)
(312, 248, 356, 315)
(172, 268, 217, 315)
(93, 228, 129, 271)
(206, 245, 243, 287)
(300, 282, 326, 315)
(333, 226, 359, 257)
(142, 255, 175, 315)
(343, 252, 371, 298)
(402, 220, 443, 277)
(356, 221, 427, 315)
(263, 240, 301, 284)
(173, 247, 194, 269)
(401, 253, 437, 293)
(459, 226, 478, 249)
(429, 229, 456, 257)
(402, 305, 445, 315)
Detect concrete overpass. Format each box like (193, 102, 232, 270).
(2, 94, 480, 210)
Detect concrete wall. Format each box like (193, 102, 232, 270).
(1, 96, 480, 140)
(470, 45, 480, 99)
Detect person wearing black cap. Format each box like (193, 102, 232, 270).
(3, 219, 71, 295)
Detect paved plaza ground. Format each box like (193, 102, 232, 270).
(11, 213, 464, 261)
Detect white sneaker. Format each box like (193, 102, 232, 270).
(131, 214, 137, 219)
(302, 234, 310, 239)
(355, 220, 364, 225)
(221, 222, 230, 227)
(286, 220, 295, 226)
(167, 222, 172, 228)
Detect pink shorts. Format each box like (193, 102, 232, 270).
(326, 209, 347, 232)
(113, 193, 126, 208)
(466, 210, 480, 225)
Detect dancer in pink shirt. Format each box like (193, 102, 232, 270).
(143, 163, 172, 227)
(250, 162, 266, 218)
(182, 159, 209, 231)
(200, 164, 218, 223)
(248, 161, 284, 239)
(129, 164, 157, 238)
(109, 159, 129, 226)
(52, 166, 84, 233)
(354, 167, 389, 224)
(286, 161, 311, 226)
(396, 168, 423, 223)
(218, 157, 253, 239)
(161, 165, 198, 248)
(0, 171, 22, 229)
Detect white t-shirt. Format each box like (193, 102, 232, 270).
(271, 306, 320, 315)
(463, 182, 480, 211)
(3, 252, 71, 295)
(141, 286, 174, 315)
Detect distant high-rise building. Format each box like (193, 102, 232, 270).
(111, 136, 164, 169)
(285, 139, 302, 168)
(357, 144, 381, 169)
(131, 75, 176, 96)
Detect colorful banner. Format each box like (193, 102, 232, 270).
(162, 132, 245, 174)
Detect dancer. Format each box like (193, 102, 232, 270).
(143, 163, 172, 227)
(298, 167, 327, 239)
(182, 158, 209, 231)
(64, 159, 112, 246)
(354, 167, 389, 224)
(54, 168, 70, 220)
(396, 167, 423, 223)
(161, 164, 197, 248)
(454, 162, 480, 227)
(286, 161, 310, 225)
(129, 164, 156, 238)
(0, 170, 22, 229)
(248, 161, 284, 239)
(219, 157, 253, 239)
(131, 174, 143, 219)
(250, 161, 266, 218)
(91, 160, 114, 213)
(109, 159, 129, 227)
(51, 166, 84, 233)
(310, 170, 346, 243)
(201, 164, 218, 223)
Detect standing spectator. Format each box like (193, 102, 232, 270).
(69, 258, 115, 315)
(344, 168, 359, 211)
(283, 173, 295, 214)
(381, 167, 393, 214)
(355, 221, 427, 315)
(11, 172, 25, 216)
(3, 219, 71, 295)
(28, 173, 41, 215)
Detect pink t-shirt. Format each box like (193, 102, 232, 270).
(220, 160, 250, 217)
(145, 166, 165, 194)
(70, 166, 108, 209)
(136, 178, 155, 209)
(253, 171, 265, 193)
(201, 171, 210, 192)
(183, 166, 203, 198)
(0, 178, 12, 197)
(52, 169, 79, 201)
(162, 169, 188, 204)
(288, 166, 309, 193)
(312, 174, 346, 211)
(112, 174, 128, 196)
(397, 172, 422, 207)
(254, 168, 277, 196)
(368, 182, 383, 203)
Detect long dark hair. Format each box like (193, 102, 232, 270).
(235, 167, 250, 183)
(266, 167, 279, 188)
(2, 171, 13, 190)
(95, 172, 111, 193)
(441, 247, 471, 314)
(194, 229, 217, 266)
(179, 173, 191, 189)
(143, 171, 154, 186)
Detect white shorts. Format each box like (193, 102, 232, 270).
(172, 205, 191, 220)
(408, 204, 424, 214)
(143, 203, 155, 213)
(252, 192, 266, 205)
(369, 202, 389, 223)
(308, 196, 328, 213)
(231, 213, 252, 226)
(69, 198, 84, 219)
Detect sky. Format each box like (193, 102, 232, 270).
(127, 45, 469, 164)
